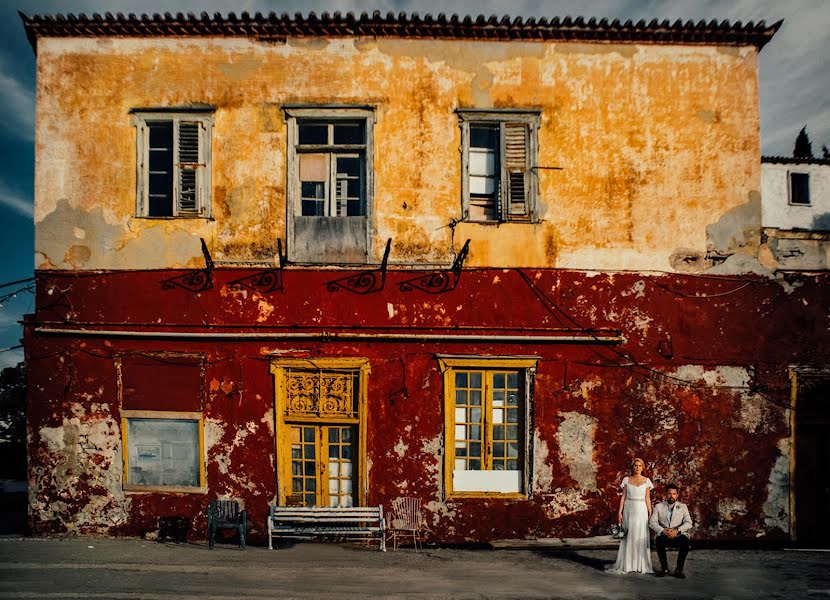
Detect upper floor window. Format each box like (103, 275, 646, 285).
(789, 172, 811, 206)
(132, 108, 214, 218)
(458, 110, 541, 223)
(285, 107, 375, 264)
(297, 120, 367, 217)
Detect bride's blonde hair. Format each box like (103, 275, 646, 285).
(630, 457, 646, 474)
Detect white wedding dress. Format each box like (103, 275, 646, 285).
(606, 476, 654, 574)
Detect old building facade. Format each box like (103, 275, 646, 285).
(21, 12, 830, 545)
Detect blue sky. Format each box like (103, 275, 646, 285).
(0, 0, 828, 368)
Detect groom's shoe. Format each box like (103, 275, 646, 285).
(673, 570, 686, 579)
(655, 569, 668, 578)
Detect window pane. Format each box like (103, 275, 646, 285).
(298, 123, 328, 145)
(493, 373, 505, 388)
(470, 372, 482, 388)
(492, 390, 505, 407)
(791, 173, 810, 205)
(471, 126, 498, 149)
(469, 391, 482, 406)
(336, 156, 361, 177)
(507, 373, 519, 388)
(328, 428, 339, 443)
(342, 428, 352, 442)
(304, 444, 315, 459)
(147, 122, 174, 217)
(469, 425, 481, 440)
(127, 418, 199, 487)
(304, 462, 315, 476)
(303, 428, 315, 442)
(455, 372, 468, 388)
(333, 122, 365, 145)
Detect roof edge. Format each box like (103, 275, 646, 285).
(762, 156, 830, 166)
(19, 11, 782, 54)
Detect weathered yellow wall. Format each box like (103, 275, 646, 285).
(33, 36, 761, 271)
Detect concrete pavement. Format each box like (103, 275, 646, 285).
(0, 536, 828, 599)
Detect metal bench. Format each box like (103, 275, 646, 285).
(267, 505, 386, 551)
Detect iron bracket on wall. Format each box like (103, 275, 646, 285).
(399, 239, 470, 294)
(161, 238, 214, 292)
(326, 238, 391, 295)
(228, 239, 286, 294)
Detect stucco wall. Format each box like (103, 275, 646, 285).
(27, 268, 828, 542)
(34, 37, 762, 272)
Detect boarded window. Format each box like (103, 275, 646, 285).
(133, 110, 213, 218)
(120, 356, 202, 412)
(459, 111, 539, 223)
(790, 172, 811, 205)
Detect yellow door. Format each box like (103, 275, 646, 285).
(288, 424, 355, 507)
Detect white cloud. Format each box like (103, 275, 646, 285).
(0, 187, 33, 219)
(0, 68, 34, 143)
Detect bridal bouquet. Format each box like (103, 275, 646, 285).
(610, 524, 627, 539)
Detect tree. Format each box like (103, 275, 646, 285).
(794, 126, 814, 158)
(0, 362, 26, 480)
(823, 144, 829, 160)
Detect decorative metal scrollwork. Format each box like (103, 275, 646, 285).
(284, 370, 357, 420)
(161, 238, 214, 292)
(399, 239, 470, 294)
(326, 238, 391, 295)
(229, 240, 285, 294)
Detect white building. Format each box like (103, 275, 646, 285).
(761, 156, 830, 270)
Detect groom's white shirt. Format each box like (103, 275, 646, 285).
(649, 500, 693, 537)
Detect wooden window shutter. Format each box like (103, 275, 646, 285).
(176, 121, 202, 215)
(503, 122, 529, 218)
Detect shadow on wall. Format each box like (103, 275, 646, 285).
(0, 363, 27, 534)
(812, 213, 830, 231)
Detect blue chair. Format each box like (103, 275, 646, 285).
(208, 499, 246, 549)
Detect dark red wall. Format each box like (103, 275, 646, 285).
(24, 268, 829, 542)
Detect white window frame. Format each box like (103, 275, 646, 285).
(458, 109, 541, 223)
(788, 171, 811, 206)
(132, 109, 214, 218)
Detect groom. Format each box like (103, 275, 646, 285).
(648, 483, 693, 578)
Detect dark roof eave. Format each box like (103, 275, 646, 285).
(19, 11, 782, 55)
(762, 155, 830, 167)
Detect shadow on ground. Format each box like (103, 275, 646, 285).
(531, 549, 614, 571)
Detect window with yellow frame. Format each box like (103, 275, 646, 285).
(121, 410, 206, 493)
(271, 358, 369, 508)
(438, 356, 537, 498)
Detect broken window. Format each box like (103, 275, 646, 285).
(458, 110, 541, 223)
(438, 357, 536, 497)
(285, 107, 375, 264)
(790, 172, 811, 206)
(132, 108, 213, 218)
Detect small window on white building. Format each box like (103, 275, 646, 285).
(132, 108, 214, 218)
(790, 172, 811, 206)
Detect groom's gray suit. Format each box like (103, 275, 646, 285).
(649, 499, 693, 574)
(648, 500, 692, 536)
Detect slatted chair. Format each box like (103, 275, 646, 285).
(387, 497, 427, 551)
(208, 499, 247, 550)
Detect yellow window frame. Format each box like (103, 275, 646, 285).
(121, 409, 207, 494)
(439, 356, 537, 499)
(271, 358, 370, 507)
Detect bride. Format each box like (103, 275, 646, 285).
(606, 457, 654, 574)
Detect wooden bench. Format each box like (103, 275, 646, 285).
(267, 505, 386, 551)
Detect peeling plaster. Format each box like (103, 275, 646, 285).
(556, 412, 598, 490)
(762, 440, 790, 533)
(543, 488, 591, 520)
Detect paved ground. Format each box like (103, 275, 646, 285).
(0, 536, 828, 599)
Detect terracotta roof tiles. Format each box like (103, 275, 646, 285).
(20, 11, 782, 53)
